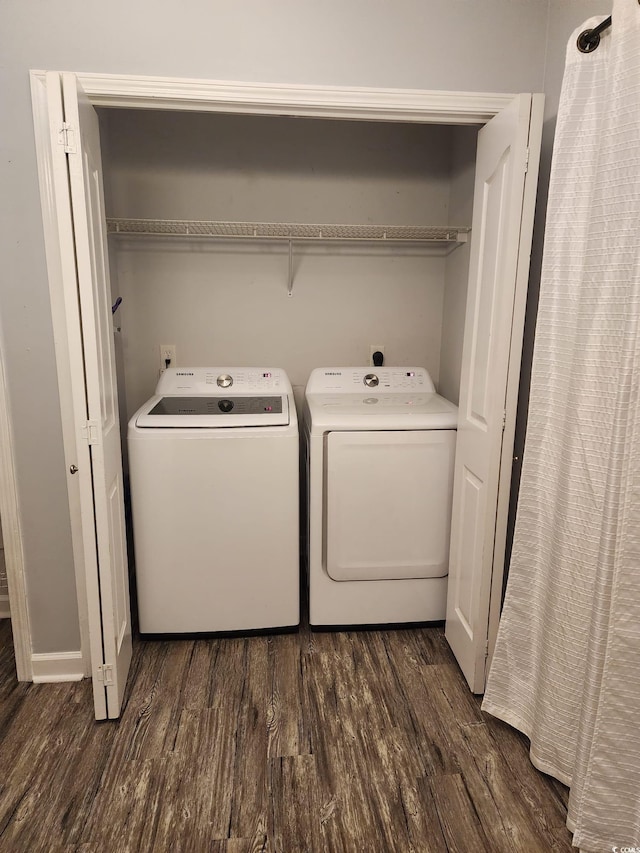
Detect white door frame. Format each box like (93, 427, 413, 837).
(27, 69, 519, 676)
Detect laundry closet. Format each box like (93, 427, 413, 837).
(33, 72, 542, 718)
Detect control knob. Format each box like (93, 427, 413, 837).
(363, 374, 379, 388)
(217, 374, 233, 388)
(218, 399, 234, 413)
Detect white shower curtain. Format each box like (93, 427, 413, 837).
(483, 2, 640, 851)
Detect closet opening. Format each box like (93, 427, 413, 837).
(98, 108, 480, 652)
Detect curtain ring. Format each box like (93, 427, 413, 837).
(577, 28, 601, 53)
(577, 15, 612, 53)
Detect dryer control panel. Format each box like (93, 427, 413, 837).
(306, 367, 435, 394)
(156, 367, 289, 396)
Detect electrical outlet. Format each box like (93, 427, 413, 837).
(159, 345, 177, 375)
(370, 345, 385, 366)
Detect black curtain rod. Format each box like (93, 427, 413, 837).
(577, 15, 612, 53)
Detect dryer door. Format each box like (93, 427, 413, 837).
(325, 430, 455, 581)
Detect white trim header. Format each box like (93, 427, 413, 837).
(33, 71, 516, 124)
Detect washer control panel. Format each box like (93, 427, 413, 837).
(156, 367, 287, 395)
(306, 367, 435, 394)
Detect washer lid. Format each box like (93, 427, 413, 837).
(135, 394, 290, 428)
(306, 392, 458, 430)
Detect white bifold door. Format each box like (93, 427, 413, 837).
(445, 94, 543, 693)
(47, 72, 132, 719)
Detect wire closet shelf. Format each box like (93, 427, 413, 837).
(106, 219, 471, 296)
(106, 218, 470, 244)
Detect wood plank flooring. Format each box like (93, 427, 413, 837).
(0, 617, 576, 852)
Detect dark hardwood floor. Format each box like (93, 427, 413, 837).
(0, 616, 575, 852)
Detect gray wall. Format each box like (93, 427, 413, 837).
(0, 0, 606, 654)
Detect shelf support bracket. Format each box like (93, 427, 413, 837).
(287, 238, 294, 297)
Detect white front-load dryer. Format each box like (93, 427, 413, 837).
(128, 367, 299, 634)
(303, 367, 457, 627)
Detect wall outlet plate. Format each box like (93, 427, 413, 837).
(159, 345, 176, 374)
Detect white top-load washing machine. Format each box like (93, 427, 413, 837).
(128, 367, 299, 634)
(303, 367, 457, 627)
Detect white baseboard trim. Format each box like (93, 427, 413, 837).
(31, 651, 85, 683)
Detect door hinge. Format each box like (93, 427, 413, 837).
(524, 146, 530, 174)
(59, 122, 76, 154)
(81, 420, 100, 445)
(502, 410, 507, 430)
(97, 663, 114, 686)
